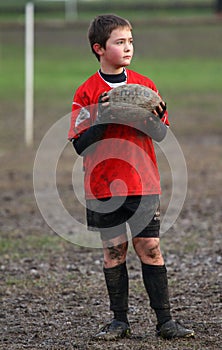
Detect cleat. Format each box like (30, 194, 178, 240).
(156, 319, 195, 340)
(93, 319, 131, 340)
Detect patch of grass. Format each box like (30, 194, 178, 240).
(0, 230, 68, 259)
(0, 235, 17, 255)
(131, 58, 222, 95)
(0, 45, 24, 99)
(1, 23, 222, 105)
(1, 45, 221, 103)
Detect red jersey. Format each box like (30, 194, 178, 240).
(68, 69, 169, 200)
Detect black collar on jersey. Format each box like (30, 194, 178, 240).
(99, 69, 127, 84)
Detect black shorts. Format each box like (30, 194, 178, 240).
(86, 195, 160, 241)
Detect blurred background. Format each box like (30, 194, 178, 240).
(0, 0, 221, 150)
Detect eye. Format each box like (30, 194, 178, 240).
(117, 40, 124, 45)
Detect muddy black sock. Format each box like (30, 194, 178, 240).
(142, 263, 172, 327)
(113, 311, 129, 324)
(104, 262, 129, 324)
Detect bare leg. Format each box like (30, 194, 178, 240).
(132, 237, 164, 265)
(102, 233, 128, 268)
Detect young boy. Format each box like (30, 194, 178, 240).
(68, 14, 194, 340)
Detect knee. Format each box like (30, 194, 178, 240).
(103, 241, 128, 268)
(133, 238, 163, 265)
(147, 240, 161, 260)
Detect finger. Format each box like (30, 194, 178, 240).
(155, 101, 167, 117)
(98, 92, 108, 104)
(152, 110, 159, 116)
(101, 101, 110, 107)
(101, 94, 110, 102)
(155, 105, 163, 114)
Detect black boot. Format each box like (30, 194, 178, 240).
(141, 263, 172, 327)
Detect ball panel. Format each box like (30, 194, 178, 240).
(107, 84, 161, 121)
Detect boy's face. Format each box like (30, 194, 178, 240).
(97, 26, 134, 73)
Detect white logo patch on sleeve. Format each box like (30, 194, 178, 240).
(75, 107, 90, 127)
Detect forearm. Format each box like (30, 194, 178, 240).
(146, 100, 168, 141)
(72, 123, 107, 156)
(133, 114, 167, 142)
(144, 115, 168, 142)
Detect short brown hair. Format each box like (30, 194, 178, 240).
(88, 14, 132, 61)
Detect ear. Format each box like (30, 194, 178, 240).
(93, 43, 105, 57)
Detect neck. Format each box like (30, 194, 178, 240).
(99, 69, 126, 84)
(100, 64, 125, 75)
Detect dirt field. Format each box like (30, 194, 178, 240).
(0, 21, 222, 349)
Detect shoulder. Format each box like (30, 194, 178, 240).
(76, 71, 100, 93)
(74, 71, 103, 105)
(74, 71, 108, 105)
(126, 69, 157, 91)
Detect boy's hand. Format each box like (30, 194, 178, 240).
(153, 101, 167, 119)
(95, 92, 111, 124)
(98, 92, 110, 106)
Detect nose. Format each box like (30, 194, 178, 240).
(124, 43, 131, 51)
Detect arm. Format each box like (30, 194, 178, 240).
(143, 115, 168, 142)
(133, 101, 168, 142)
(150, 101, 168, 142)
(72, 123, 107, 156)
(72, 93, 110, 156)
(133, 116, 167, 142)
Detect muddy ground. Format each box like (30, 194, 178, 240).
(1, 135, 221, 350)
(0, 21, 222, 350)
